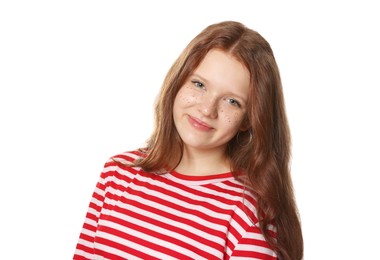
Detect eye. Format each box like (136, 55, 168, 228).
(226, 98, 241, 108)
(191, 80, 205, 89)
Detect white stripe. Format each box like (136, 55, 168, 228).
(233, 243, 276, 256)
(75, 248, 94, 259)
(214, 181, 246, 192)
(101, 178, 259, 246)
(105, 166, 258, 223)
(192, 185, 245, 201)
(144, 174, 244, 206)
(225, 218, 264, 253)
(234, 206, 256, 227)
(105, 161, 257, 220)
(76, 237, 94, 248)
(229, 257, 270, 260)
(75, 238, 95, 257)
(102, 207, 222, 258)
(92, 189, 104, 205)
(226, 227, 238, 249)
(81, 224, 96, 237)
(134, 174, 239, 215)
(165, 174, 234, 186)
(94, 183, 105, 194)
(128, 181, 227, 231)
(226, 228, 276, 259)
(97, 224, 200, 260)
(111, 192, 226, 245)
(103, 165, 135, 180)
(267, 223, 276, 233)
(242, 229, 267, 241)
(116, 151, 140, 160)
(87, 206, 100, 217)
(94, 237, 144, 260)
(225, 246, 233, 258)
(83, 217, 98, 229)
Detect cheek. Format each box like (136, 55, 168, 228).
(175, 86, 199, 106)
(219, 109, 244, 127)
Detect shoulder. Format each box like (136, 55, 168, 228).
(100, 149, 145, 181)
(230, 224, 277, 259)
(108, 149, 146, 166)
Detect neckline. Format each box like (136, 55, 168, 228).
(167, 170, 234, 183)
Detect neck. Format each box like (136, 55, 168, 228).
(174, 145, 231, 176)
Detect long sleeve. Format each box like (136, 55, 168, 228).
(72, 151, 277, 259)
(73, 163, 109, 259)
(229, 225, 277, 260)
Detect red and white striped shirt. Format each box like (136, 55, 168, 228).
(74, 150, 277, 260)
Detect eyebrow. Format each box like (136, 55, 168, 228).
(191, 73, 209, 84)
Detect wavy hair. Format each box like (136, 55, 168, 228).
(134, 21, 303, 260)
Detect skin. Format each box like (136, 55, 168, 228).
(173, 49, 250, 176)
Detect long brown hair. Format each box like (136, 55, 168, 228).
(134, 21, 303, 260)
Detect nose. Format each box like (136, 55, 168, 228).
(199, 94, 218, 119)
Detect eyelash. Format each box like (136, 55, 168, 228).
(191, 79, 242, 108)
(226, 98, 241, 107)
(191, 80, 205, 89)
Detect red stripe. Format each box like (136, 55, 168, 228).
(82, 221, 96, 233)
(130, 177, 231, 222)
(150, 173, 248, 213)
(108, 192, 226, 241)
(73, 252, 91, 260)
(203, 181, 245, 196)
(231, 249, 276, 259)
(75, 242, 93, 256)
(96, 225, 192, 260)
(103, 213, 220, 259)
(117, 202, 223, 251)
(74, 151, 277, 259)
(94, 236, 161, 260)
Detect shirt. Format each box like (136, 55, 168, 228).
(74, 150, 277, 260)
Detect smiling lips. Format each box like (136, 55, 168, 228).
(187, 115, 214, 131)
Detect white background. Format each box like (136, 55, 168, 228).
(1, 1, 379, 259)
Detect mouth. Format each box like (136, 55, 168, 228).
(187, 115, 214, 131)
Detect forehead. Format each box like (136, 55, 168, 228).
(193, 49, 250, 93)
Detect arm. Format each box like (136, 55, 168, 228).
(73, 162, 110, 260)
(229, 225, 277, 260)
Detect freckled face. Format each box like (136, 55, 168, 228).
(173, 49, 250, 152)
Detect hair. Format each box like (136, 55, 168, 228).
(134, 21, 303, 259)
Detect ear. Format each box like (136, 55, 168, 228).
(239, 116, 251, 132)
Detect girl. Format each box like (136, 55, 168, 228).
(74, 21, 303, 260)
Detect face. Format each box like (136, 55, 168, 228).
(173, 49, 250, 153)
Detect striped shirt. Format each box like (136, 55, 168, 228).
(74, 150, 277, 260)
